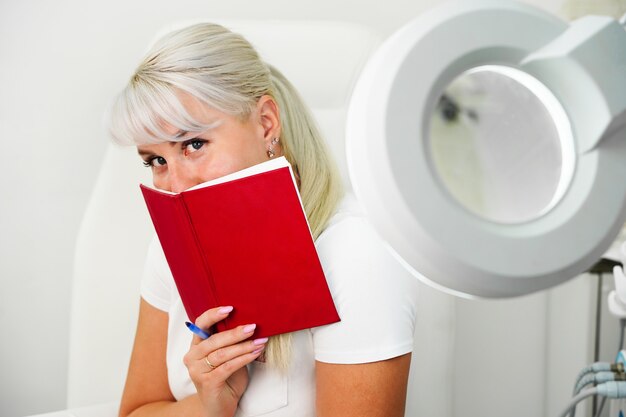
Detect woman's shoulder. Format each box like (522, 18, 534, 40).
(315, 193, 415, 285)
(310, 194, 419, 363)
(315, 193, 388, 261)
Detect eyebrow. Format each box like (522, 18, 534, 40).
(136, 120, 224, 157)
(137, 149, 157, 157)
(173, 130, 189, 140)
(172, 119, 224, 139)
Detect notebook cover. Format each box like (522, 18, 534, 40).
(140, 165, 340, 339)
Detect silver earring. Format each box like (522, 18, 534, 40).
(267, 137, 279, 158)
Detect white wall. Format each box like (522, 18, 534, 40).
(5, 0, 616, 416)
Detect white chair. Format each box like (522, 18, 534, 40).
(66, 20, 455, 417)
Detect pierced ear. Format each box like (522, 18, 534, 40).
(257, 95, 281, 143)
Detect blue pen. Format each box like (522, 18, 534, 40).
(185, 321, 211, 339)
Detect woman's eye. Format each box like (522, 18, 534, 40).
(143, 156, 167, 168)
(183, 139, 207, 155)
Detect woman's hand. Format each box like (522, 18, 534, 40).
(183, 306, 268, 417)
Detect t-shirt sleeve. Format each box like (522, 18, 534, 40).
(140, 236, 172, 312)
(311, 217, 419, 364)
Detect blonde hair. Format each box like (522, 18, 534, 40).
(108, 22, 344, 370)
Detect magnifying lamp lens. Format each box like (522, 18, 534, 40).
(429, 65, 575, 224)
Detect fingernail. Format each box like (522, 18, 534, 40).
(218, 306, 234, 314)
(252, 347, 265, 355)
(253, 337, 268, 346)
(243, 324, 256, 333)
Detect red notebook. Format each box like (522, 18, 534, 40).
(140, 157, 340, 339)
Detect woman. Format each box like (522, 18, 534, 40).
(109, 22, 419, 417)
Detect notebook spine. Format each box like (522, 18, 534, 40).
(178, 194, 225, 328)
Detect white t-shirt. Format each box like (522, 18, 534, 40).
(141, 193, 420, 417)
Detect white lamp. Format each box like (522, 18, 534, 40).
(347, 0, 626, 298)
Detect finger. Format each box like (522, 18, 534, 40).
(185, 337, 267, 380)
(205, 336, 269, 370)
(190, 323, 258, 360)
(189, 306, 234, 345)
(199, 346, 265, 383)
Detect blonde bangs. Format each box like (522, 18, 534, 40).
(108, 78, 214, 146)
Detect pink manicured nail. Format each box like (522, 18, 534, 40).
(243, 324, 256, 333)
(218, 306, 234, 314)
(252, 347, 265, 355)
(253, 337, 269, 345)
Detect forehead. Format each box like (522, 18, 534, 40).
(177, 93, 220, 122)
(157, 92, 227, 137)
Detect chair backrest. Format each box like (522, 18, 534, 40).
(67, 20, 455, 416)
